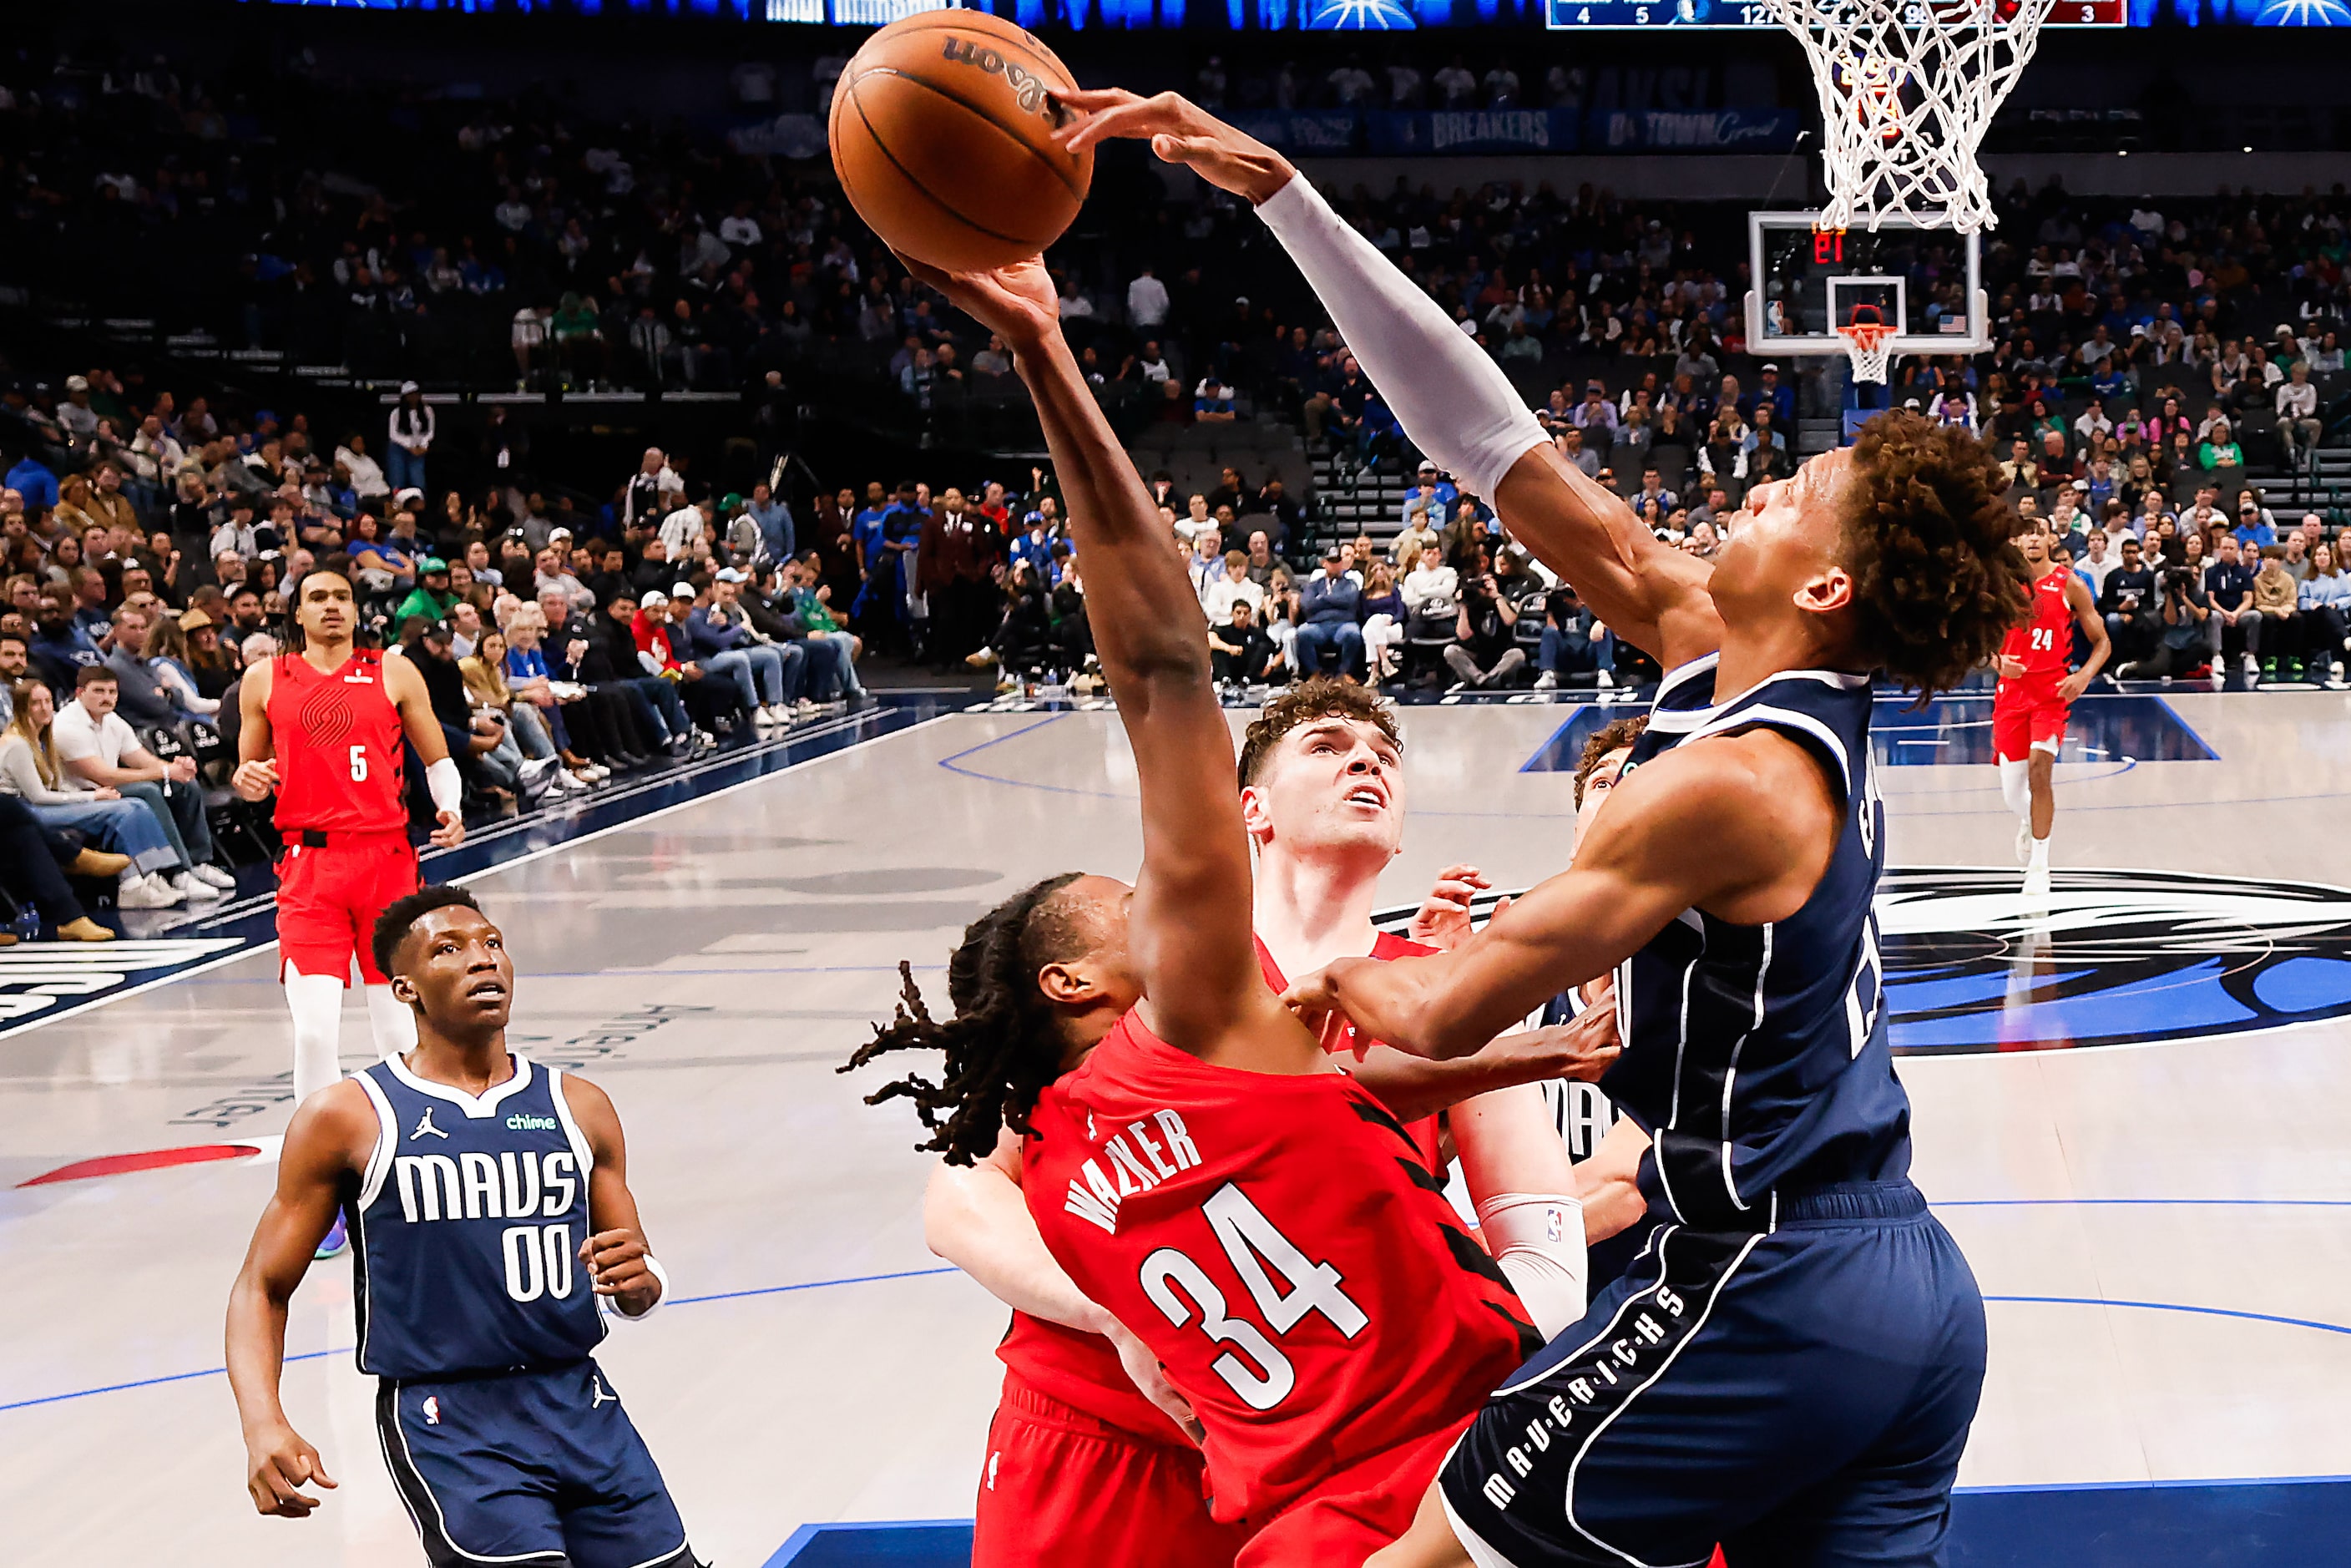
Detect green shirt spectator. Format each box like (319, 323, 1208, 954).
(394, 558, 458, 626)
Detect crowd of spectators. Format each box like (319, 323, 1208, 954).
(8, 47, 2345, 489)
(8, 38, 2351, 943)
(0, 354, 932, 938)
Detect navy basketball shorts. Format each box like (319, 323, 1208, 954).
(376, 1359, 700, 1568)
(1439, 1180, 1987, 1568)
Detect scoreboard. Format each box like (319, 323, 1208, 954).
(1546, 0, 2125, 27)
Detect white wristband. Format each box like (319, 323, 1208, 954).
(609, 1255, 671, 1321)
(425, 757, 463, 816)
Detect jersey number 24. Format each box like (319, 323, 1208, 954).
(1138, 1182, 1368, 1411)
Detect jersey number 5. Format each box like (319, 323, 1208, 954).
(1137, 1182, 1368, 1411)
(349, 744, 369, 781)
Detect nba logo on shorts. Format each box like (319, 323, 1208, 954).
(986, 1451, 1001, 1491)
(422, 1396, 441, 1426)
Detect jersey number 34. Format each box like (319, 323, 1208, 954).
(1138, 1182, 1368, 1411)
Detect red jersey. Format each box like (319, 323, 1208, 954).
(993, 1312, 1190, 1445)
(265, 649, 407, 834)
(1024, 1010, 1532, 1526)
(997, 930, 1443, 1449)
(1255, 931, 1443, 1175)
(2000, 566, 2077, 685)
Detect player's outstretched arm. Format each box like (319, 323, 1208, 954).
(1056, 89, 1720, 669)
(896, 252, 1305, 1070)
(924, 1130, 1203, 1439)
(1347, 1011, 1620, 1125)
(384, 655, 465, 848)
(225, 1083, 368, 1518)
(925, 1128, 1111, 1331)
(1287, 731, 1840, 1060)
(564, 1075, 664, 1318)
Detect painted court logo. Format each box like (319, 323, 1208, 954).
(0, 939, 244, 1025)
(1877, 866, 2351, 1055)
(1377, 866, 2351, 1057)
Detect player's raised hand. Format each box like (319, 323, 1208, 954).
(429, 809, 465, 850)
(230, 757, 280, 802)
(1508, 1002, 1622, 1085)
(1408, 862, 1494, 951)
(1051, 89, 1296, 206)
(580, 1227, 662, 1315)
(892, 250, 1059, 350)
(245, 1419, 336, 1517)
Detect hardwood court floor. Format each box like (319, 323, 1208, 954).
(5, 691, 2349, 1565)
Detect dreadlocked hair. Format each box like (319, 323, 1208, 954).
(1839, 410, 2033, 699)
(838, 872, 1090, 1166)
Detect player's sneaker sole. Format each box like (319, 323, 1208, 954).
(315, 1216, 349, 1260)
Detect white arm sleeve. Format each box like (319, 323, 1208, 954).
(1477, 1191, 1588, 1341)
(425, 756, 463, 816)
(1256, 174, 1548, 501)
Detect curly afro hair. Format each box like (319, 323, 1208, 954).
(1838, 410, 2032, 697)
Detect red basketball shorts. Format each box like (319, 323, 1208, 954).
(275, 832, 421, 985)
(970, 1376, 1246, 1568)
(1235, 1418, 1468, 1567)
(1991, 678, 2068, 762)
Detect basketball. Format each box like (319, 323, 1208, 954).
(828, 10, 1093, 275)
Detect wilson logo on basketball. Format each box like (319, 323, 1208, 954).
(938, 38, 1060, 119)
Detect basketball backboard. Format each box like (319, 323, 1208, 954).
(1744, 210, 1989, 363)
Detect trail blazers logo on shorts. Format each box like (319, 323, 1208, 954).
(1378, 866, 2351, 1056)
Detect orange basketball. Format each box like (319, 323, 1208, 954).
(829, 10, 1093, 275)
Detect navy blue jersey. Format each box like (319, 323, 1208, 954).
(348, 1055, 608, 1379)
(1605, 652, 1906, 1228)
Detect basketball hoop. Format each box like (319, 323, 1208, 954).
(1836, 317, 1898, 384)
(1758, 0, 2056, 235)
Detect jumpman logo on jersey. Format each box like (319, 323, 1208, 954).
(410, 1107, 448, 1141)
(591, 1378, 616, 1410)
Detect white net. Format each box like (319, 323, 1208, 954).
(1760, 0, 2055, 236)
(1838, 323, 1896, 383)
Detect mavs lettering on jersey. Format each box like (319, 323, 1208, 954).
(349, 1055, 607, 1378)
(1610, 652, 1905, 1227)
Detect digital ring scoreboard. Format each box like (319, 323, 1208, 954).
(1546, 0, 2124, 28)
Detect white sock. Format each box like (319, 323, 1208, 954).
(286, 972, 346, 1105)
(2028, 835, 2050, 870)
(1256, 175, 1546, 500)
(365, 984, 417, 1061)
(1998, 757, 2031, 821)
